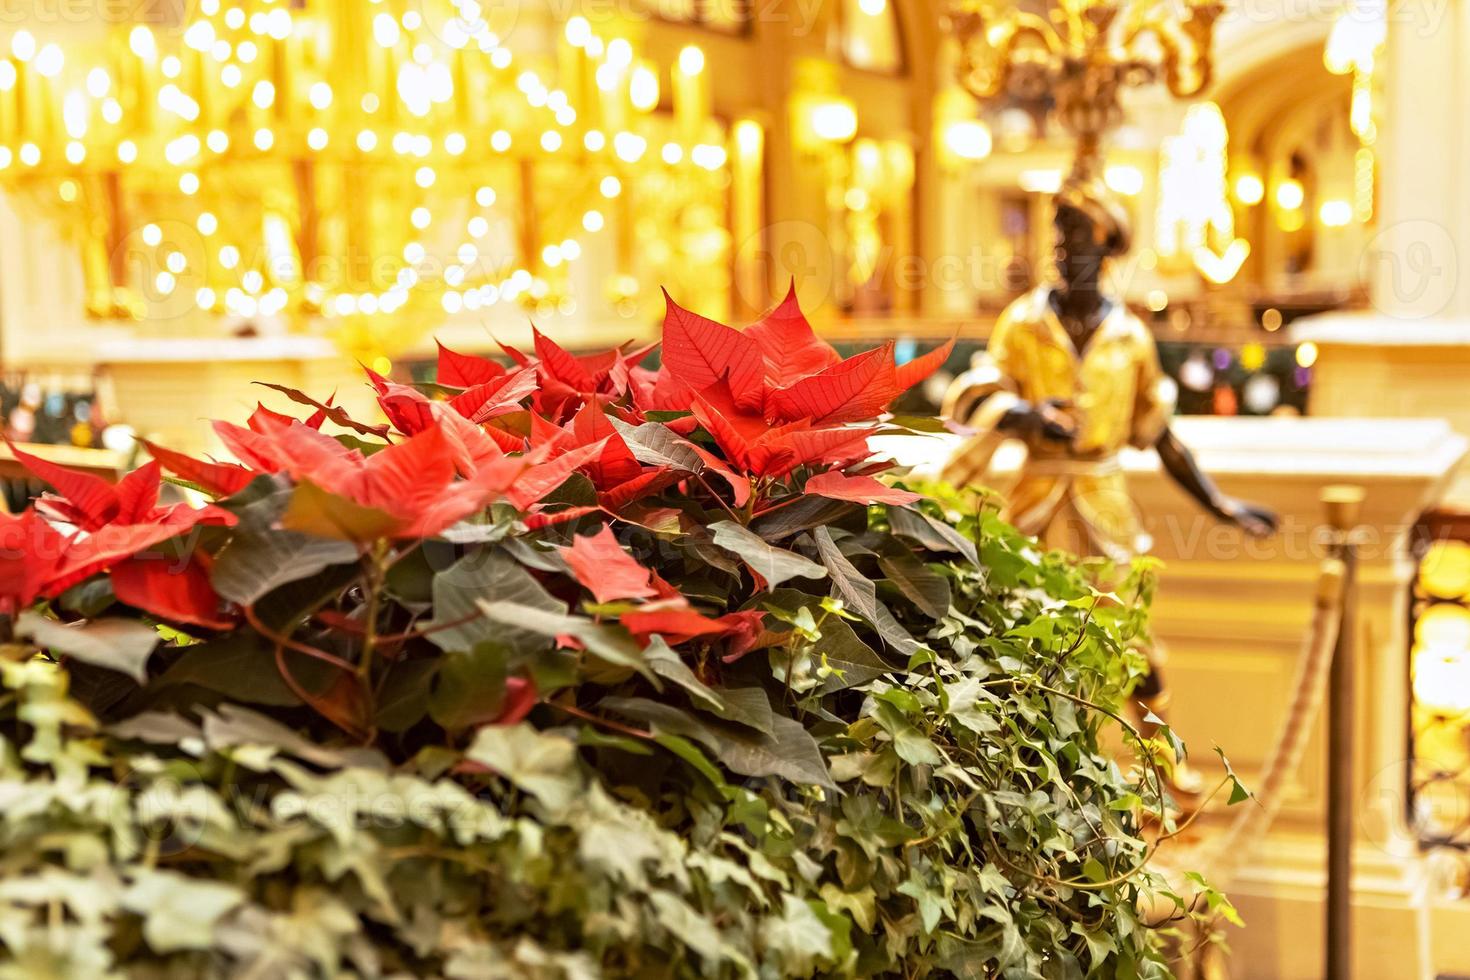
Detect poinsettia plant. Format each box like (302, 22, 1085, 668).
(0, 289, 1236, 977)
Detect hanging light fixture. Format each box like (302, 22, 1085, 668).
(0, 1, 738, 355)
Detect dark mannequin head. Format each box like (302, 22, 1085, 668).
(1052, 178, 1130, 300)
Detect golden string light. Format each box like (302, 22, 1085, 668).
(0, 0, 740, 358)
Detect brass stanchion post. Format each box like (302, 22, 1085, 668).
(1323, 484, 1364, 980)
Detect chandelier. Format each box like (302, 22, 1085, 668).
(0, 0, 737, 355)
(943, 0, 1222, 178)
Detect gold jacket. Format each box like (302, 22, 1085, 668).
(941, 287, 1173, 561)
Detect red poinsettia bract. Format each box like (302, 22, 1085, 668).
(4, 443, 236, 625)
(0, 286, 950, 654)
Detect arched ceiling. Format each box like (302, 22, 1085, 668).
(1208, 3, 1336, 94)
(1212, 38, 1351, 159)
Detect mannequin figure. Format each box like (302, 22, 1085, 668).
(942, 174, 1277, 793)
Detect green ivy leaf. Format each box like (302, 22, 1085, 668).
(121, 870, 243, 953)
(466, 724, 582, 811)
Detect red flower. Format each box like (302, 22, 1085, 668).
(0, 509, 72, 613)
(559, 525, 658, 604)
(634, 288, 953, 479)
(7, 444, 237, 624)
(559, 524, 769, 655)
(530, 399, 679, 513)
(213, 405, 600, 541)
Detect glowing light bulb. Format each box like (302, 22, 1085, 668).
(612, 133, 645, 162)
(475, 186, 496, 207)
(411, 207, 431, 229)
(1275, 178, 1305, 211)
(1234, 173, 1265, 205)
(197, 212, 218, 235)
(678, 45, 705, 75)
(374, 14, 401, 48)
(309, 82, 333, 110)
(117, 140, 137, 164)
(34, 43, 62, 77)
(11, 31, 36, 62)
(254, 128, 274, 150)
(128, 26, 155, 60)
(490, 130, 511, 152)
(583, 210, 604, 232)
(1319, 199, 1352, 227)
(565, 17, 591, 46)
(357, 129, 378, 152)
(86, 68, 111, 99)
(630, 66, 659, 111)
(141, 224, 162, 246)
(606, 39, 632, 68)
(600, 175, 621, 197)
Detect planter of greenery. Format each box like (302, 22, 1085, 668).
(0, 291, 1235, 977)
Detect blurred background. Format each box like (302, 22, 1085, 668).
(4, 0, 1470, 975)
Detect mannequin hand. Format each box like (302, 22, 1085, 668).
(999, 398, 1076, 444)
(1215, 497, 1278, 538)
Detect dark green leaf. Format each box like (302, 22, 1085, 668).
(426, 550, 565, 654)
(709, 520, 826, 590)
(813, 526, 920, 655)
(429, 643, 511, 730)
(212, 521, 358, 607)
(602, 696, 835, 790)
(878, 551, 951, 619)
(18, 613, 158, 682)
(813, 618, 893, 694)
